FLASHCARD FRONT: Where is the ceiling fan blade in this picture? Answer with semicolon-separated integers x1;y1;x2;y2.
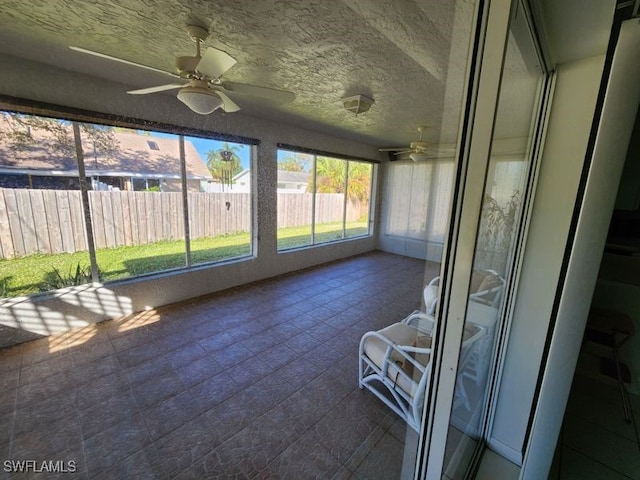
127;83;186;95
221;81;296;104
69;46;179;78
379;147;407;152
393;150;413;155
196;47;237;79
216;90;241;113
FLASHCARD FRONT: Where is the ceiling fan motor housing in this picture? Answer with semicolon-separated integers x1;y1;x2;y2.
175;56;200;75
410;141;429;151
186;24;209;43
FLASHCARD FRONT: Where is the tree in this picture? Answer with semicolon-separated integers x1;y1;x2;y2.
278;152;311;172
206;142;244;185
345;162;372;202
313;157;371;202
0;112;119;161
81;123;120;162
476;191;520;275
315;157;346;194
1;112;74;157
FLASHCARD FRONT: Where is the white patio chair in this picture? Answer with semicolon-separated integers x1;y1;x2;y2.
424;269;505;316
358;307;485;431
468;269;504;307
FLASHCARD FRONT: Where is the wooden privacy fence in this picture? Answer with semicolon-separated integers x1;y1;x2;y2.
0;188;367;259
276;192;364;228
0;189;250;259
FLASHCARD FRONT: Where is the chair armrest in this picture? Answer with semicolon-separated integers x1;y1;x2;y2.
469;292;493;305
403;310;435;335
361;330;432;375
397;343;432;374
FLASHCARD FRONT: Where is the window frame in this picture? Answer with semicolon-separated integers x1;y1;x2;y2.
0;97;259;296
276;145;376;252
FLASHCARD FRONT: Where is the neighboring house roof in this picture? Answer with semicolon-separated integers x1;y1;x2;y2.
277;170;310;184
230;170;310;186
232;169;251;182
0;120;212;180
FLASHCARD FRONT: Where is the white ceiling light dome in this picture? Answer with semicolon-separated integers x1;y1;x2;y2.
177;81;224;115
342;94;374;115
409;152;428;162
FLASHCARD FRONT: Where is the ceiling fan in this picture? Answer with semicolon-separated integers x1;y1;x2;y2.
379;126;455;161
69;25;296;115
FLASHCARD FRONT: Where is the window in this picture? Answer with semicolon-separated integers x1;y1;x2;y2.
0;110;255;297
276;148;373;251
186;137;252;265
0;112;91;297
131;178;161;191
384;160;455;244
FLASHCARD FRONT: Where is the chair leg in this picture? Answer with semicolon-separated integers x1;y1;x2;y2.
622;387;640;452
612;346;640;451
612;346;632;423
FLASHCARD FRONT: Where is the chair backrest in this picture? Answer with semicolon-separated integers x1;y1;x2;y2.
423;270;504;315
411;321;484;419
469;269;504;307
423;279;439;315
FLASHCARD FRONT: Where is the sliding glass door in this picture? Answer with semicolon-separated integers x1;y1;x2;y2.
419;0;550;477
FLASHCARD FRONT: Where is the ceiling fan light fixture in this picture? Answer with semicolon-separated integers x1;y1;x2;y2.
177;85;224;114
342;94;374;116
409;152;428;162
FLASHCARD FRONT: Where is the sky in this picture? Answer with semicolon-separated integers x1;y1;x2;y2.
148;131;251;170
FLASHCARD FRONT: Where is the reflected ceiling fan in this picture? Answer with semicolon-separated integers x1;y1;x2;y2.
69;25;296;115
379;126;455;161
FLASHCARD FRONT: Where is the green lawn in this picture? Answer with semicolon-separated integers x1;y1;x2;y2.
0;222;369;298
276;222;369;250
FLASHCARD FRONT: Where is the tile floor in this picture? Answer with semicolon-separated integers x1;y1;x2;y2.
0;251;440;479
552;352;640;479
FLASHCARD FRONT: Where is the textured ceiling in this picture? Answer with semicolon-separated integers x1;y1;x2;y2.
0;0;477;148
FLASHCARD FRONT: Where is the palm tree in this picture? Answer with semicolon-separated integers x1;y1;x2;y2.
345;162;372;202
315;157;346;194
314;157;371;202
206;142;244;186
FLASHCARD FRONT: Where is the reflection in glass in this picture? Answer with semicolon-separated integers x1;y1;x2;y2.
347;0;478;475
442;21;546;477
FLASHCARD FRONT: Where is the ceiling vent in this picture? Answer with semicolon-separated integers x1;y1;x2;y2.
342;94;374;116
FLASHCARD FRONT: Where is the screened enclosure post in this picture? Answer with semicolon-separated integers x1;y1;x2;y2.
72;122;100;284
179;135;192;268
311;154;317;244
342;161;349;239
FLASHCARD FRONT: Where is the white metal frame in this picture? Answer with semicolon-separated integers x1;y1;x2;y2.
417;0;516;478
521;17;640;479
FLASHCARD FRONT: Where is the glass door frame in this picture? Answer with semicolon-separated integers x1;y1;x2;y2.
413;0;551;477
